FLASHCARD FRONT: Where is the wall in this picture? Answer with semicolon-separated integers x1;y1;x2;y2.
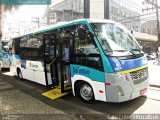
90;0;104;19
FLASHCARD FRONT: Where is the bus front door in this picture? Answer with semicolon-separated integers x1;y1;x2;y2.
44;31;72;93
44;34;59;87
58;32;73;93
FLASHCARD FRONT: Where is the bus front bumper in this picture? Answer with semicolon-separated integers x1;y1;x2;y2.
106;82;149;103
105;72;149;103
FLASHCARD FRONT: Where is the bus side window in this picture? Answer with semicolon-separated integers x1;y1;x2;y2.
19;34;44;61
74;25;103;70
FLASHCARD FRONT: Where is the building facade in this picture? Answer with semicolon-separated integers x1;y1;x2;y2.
49;0;141;32
48;0;158;53
141;20;157;35
49;0;84;24
109;0;141;32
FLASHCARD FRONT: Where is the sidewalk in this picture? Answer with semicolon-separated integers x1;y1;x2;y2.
148;60;160;88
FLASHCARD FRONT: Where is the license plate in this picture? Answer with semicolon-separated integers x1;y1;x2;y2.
140;88;147;95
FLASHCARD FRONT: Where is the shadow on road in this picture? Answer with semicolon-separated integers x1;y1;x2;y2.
0;73;147;116
62;93;147;115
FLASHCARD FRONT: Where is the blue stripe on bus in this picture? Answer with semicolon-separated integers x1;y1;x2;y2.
9;55;21;61
70;64;105;83
108;56;148;72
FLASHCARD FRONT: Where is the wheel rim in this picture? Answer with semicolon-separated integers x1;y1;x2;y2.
80;84;93;101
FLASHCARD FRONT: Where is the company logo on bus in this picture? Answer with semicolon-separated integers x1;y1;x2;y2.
29;62;39;68
73;67;90;75
114;62;122;71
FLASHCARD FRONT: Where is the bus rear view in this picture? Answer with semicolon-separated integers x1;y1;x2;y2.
90;20;148;102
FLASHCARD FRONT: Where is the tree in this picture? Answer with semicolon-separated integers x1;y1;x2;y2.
0;4;20;40
4;5;20;12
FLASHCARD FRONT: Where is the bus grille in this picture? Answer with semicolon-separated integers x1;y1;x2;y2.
130;68;148;85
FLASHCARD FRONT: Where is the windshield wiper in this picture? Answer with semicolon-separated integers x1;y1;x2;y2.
129;50;137;57
130;49;141;52
106;50;128;53
129;49;142;56
106;49;138;57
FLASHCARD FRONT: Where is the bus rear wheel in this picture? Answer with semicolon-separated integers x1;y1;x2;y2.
17;69;23;80
76;82;95;103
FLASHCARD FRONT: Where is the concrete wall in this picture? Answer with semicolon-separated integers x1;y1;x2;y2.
51;0;65;6
134;32;158;42
90;0;104;19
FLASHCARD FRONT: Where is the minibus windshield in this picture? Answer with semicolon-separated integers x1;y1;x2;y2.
91;23;142;56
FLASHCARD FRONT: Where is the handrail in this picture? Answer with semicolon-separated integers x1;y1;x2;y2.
49;58;56;67
48;58;56;73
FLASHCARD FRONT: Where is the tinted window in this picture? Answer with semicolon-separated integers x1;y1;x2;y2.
74;24;103;70
19;34;44;61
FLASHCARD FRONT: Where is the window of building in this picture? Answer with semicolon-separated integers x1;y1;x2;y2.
49;0;84;24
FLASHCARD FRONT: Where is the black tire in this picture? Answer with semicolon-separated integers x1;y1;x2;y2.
17;69;23;80
76;82;95;103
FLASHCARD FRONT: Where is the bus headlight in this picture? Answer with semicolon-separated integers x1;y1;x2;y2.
117;74;129;81
110;73;129;81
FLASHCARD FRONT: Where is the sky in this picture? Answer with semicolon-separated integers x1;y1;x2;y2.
5;0;55;22
5;5;47;22
3;5;47;33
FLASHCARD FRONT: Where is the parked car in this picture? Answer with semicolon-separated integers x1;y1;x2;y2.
145;53;157;60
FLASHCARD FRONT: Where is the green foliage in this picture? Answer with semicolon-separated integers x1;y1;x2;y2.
2;0;20;12
4;5;20;12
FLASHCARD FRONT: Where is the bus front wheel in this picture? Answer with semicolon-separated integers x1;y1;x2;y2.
76;82;95;103
17;69;23;80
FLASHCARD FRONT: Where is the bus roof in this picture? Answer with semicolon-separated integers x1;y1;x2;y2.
12;19;116;39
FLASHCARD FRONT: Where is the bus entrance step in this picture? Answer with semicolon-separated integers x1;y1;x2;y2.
42;86;69;100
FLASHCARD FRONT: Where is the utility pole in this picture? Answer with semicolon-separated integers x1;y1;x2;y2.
142;0;160;47
47;5;50;25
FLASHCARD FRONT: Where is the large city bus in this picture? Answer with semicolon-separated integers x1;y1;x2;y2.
0;39;10;70
10;19;148;103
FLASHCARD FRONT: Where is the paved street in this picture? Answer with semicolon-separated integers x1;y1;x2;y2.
0;63;160;120
148;60;160;87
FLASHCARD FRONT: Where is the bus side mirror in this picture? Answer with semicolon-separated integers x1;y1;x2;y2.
87;31;94;38
77;27;94;40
